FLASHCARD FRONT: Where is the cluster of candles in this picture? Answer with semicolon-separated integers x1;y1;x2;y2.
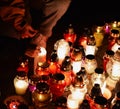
4;21;120;109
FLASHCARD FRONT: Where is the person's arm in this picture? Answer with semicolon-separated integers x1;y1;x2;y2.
0;0;37;38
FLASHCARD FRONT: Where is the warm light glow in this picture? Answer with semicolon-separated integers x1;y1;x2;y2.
57;46;67;60
102;87;112;100
111;43;120;52
85;45;96;55
14;80;28;95
67;94;80;109
34;47;47;73
112;21;117;28
21;62;25;68
112;61;120;77
38;47;47;56
103;23;111;34
93;75;106;89
54;39;70;64
72;60;82;74
94;32;104;47
105;77;118;91
69;84;87;106
84;57;97;75
9;101;20;109
49;62;59;74
96;26;103;33
71;88;86;100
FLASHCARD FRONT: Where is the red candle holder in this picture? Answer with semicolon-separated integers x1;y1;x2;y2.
103;50;114;72
63;24;77;44
60;56;74;87
78;36;88;49
35;62;50;76
16;58;29;74
50;73;66;101
48;61;60;74
64;33;77;44
61;70;74;87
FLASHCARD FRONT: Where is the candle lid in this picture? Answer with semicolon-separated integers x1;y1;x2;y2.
94;96;108;105
50;50;58;62
73;75;84;88
66;24;74;34
77;67;86;76
36;82;49;93
40;75;50;81
106;50;114;56
117;92;120;98
80;99;90;109
71;45;84;61
111;29;119;34
53;73;65;81
73;45;83;52
87;35;96;45
86;54;95;60
29;75;41;83
17;71;27;77
55;96;67;107
95;68;103;74
90;84;102;99
61;56;72;71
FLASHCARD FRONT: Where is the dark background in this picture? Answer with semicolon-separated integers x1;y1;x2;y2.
54;0;120;35
0;1;119;34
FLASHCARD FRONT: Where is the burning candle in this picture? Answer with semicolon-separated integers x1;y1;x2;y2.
108;48;120;80
84;55;97;75
34;47;47;73
111;61;120;77
70;75;87;105
71;45;84;74
9;101;20;109
35;62;50;76
50;73;66;101
32;82;52;108
78;27;91;49
67;94;80;109
111;37;120;52
60;56;73;87
111;21;118;29
72;60;82;74
63;24;77;44
102;88;112;100
54;39;70;65
4;95;28;109
85;35;96;55
92;68;106;89
93;26;104;47
14;71;29;95
16;57;29;74
48;50;60;74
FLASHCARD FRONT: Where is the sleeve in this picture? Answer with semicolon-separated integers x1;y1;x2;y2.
0;0;28;31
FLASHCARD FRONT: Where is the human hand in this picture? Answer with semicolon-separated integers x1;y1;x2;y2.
20;24;37;39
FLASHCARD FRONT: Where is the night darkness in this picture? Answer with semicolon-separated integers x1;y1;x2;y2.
56;0;120;34
61;0;120;24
